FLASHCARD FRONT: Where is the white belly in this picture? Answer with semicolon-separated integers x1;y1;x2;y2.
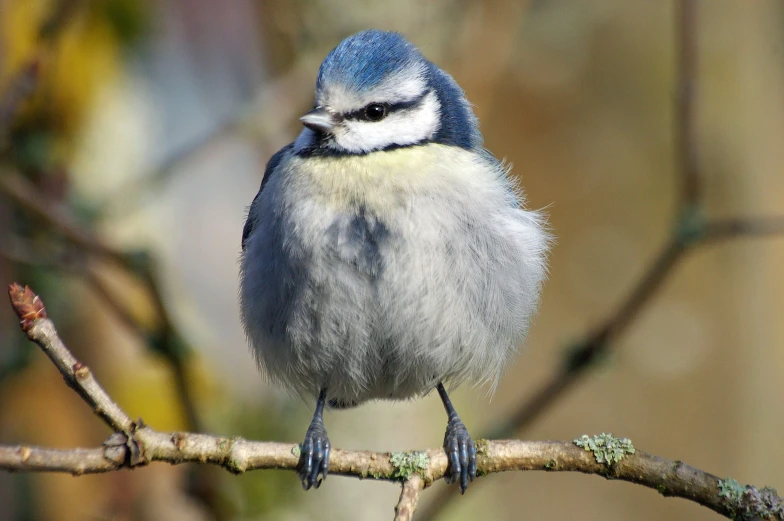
239;144;548;406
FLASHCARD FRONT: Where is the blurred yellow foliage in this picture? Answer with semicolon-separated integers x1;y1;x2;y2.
1;0;122;157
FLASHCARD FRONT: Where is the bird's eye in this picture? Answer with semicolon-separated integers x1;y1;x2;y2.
363;103;387;122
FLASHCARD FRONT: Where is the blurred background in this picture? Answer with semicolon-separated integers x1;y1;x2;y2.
1;0;783;520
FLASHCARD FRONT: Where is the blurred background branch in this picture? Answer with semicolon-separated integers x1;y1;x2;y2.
5;283;784;521
0;0;78;140
1;1;783;520
0;168;201;431
417;1;784;518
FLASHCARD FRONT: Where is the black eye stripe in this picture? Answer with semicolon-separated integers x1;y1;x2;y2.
343;89;431;121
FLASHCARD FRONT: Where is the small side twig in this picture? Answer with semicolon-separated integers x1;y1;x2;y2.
394;475;424;521
416;3;784;518
0;171;127;266
704;217;784;242
676;0;700;207
0;170;201;432
485;212;784;442
7;284;134;433
3;284;784;521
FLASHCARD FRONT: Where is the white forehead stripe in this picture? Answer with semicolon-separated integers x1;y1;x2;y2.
318;63;429;113
330;91;441;153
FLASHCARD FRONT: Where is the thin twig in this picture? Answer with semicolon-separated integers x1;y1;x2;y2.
7;284;134;433
676;0;700;207
487;0;703;444
486;215;784;438
394;475;424;521
418;215;784;521
0;236;151;340
0;171;128;266
0;170;202;432
4;284;784;521
704;217;784;242
489;239;687;440
416;3;784;518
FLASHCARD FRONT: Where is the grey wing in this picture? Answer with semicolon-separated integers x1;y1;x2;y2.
241;144;293;251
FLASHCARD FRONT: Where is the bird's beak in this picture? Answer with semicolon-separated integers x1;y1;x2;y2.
300;108;336;134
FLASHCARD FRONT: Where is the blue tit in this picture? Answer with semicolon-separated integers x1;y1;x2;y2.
239;29;550;493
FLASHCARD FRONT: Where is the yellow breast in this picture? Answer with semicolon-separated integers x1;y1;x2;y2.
285;144;493;214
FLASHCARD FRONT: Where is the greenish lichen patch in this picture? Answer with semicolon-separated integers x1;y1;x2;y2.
719;478;746;504
573;433;635;466
718;478;784;520
390;451;429;480
218;437;239;454
227;458;244;474
291;445;301;458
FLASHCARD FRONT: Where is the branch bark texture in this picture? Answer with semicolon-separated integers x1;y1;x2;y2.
3;284;783;520
395;475;424;521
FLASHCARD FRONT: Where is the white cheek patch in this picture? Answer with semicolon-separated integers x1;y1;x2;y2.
332;92;441;153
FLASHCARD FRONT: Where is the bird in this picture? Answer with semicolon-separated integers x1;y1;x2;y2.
239;29;550;494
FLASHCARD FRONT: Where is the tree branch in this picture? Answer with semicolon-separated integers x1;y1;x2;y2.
704;216;784;242
3;284;784;520
7;284;134;433
676;0;700;207
419;214;784;521
395;475;424;521
465;0;708;452
416;8;784;520
0;169;202;433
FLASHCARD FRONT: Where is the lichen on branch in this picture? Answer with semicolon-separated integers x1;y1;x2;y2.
3;284;784;521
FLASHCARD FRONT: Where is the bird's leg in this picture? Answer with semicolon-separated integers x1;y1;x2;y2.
298;388;331;490
436;382;476;494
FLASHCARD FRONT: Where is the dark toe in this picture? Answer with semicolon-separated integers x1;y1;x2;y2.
443;418;476;494
298;425;330;490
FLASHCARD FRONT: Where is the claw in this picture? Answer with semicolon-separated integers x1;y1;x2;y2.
459;435;469;492
297;389;330;490
436;382;477;494
468;440;477;482
443;417;476;494
298;420;330;489
320;443;331;482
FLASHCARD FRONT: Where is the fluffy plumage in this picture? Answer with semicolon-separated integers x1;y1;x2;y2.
239;30;550;408
241;144;549;406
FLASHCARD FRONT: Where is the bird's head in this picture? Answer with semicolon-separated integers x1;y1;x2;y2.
294;30;482;156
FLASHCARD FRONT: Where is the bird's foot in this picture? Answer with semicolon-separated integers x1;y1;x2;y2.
298;418;331;490
443;416;477;494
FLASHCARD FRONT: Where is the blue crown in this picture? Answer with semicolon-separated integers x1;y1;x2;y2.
316;30;422;94
316;30;482;151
